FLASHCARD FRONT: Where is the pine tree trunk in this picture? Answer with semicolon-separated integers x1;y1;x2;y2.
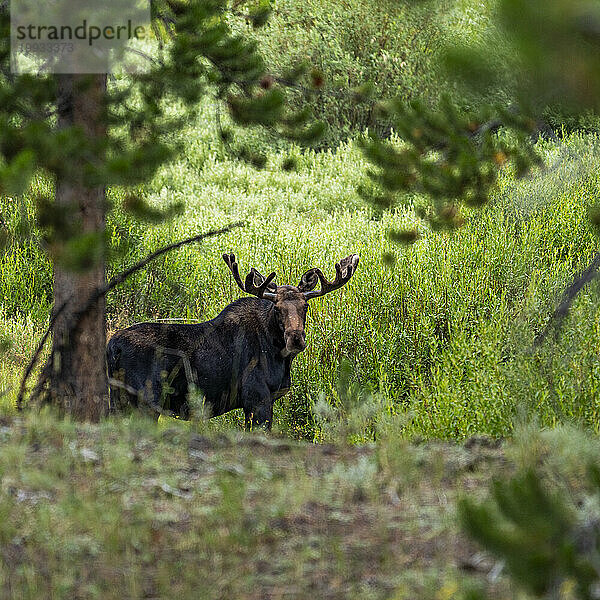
50;74;108;421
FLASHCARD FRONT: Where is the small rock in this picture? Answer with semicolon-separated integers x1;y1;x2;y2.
220;463;245;476
80;448;100;463
13;489;52;505
458;552;490;573
159;482;192;499
189;449;210;462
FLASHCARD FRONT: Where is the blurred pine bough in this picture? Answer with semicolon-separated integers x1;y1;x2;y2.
460;426;600;600
235;0;600;151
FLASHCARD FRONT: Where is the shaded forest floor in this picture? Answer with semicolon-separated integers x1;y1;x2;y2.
0;413;516;599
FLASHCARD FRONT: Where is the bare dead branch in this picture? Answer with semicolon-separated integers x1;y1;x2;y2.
107;377;180;419
85;221;243;317
108;344;204;420
157;345;197;387
16;300;68;411
533;251;600;348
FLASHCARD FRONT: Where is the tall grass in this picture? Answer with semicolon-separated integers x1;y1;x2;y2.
2;110;600;440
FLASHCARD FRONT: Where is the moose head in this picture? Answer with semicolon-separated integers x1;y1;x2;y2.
223;253;360;357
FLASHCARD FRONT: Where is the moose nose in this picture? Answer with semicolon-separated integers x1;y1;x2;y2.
285;330;306;353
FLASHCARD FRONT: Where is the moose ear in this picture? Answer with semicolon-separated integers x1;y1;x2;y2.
298;268;319;292
250;268;278;293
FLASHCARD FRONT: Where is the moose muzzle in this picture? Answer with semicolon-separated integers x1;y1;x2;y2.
284;329;306;355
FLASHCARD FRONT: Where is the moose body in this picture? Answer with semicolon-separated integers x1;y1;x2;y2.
106;253;359;429
107;298;293;424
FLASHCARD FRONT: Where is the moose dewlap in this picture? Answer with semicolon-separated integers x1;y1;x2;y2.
106;253;359;429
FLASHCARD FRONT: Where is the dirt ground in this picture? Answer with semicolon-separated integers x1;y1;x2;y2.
0;416;514;599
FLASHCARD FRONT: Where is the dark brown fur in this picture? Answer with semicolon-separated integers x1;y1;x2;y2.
106;253;359;429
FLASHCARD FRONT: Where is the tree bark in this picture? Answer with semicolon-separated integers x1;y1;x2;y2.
50;74;108;421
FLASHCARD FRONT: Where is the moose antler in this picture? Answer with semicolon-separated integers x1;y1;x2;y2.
301;254;359;299
223;253;278;300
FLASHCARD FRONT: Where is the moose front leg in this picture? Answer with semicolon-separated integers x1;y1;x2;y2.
242;384;273;431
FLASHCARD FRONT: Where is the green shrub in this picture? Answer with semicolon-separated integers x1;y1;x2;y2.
233;0;453;147
543;106;600;136
3;107;600;442
460;427;600;599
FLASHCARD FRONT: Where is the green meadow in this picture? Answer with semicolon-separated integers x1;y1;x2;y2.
2;111;600;441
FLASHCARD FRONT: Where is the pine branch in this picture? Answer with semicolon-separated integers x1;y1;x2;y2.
123;47;165;68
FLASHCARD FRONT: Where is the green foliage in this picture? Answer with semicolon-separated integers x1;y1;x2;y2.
456;425;600;599
3;123;600;441
0;151;37;196
543;107;600;137
441;0;600;116
0;0;320;273
235;0;452;147
361;0;600;235
312;359;384;444
460;470;580;597
122;192;185;224
361;98;542;229
497;0;600;112
460;452;600;600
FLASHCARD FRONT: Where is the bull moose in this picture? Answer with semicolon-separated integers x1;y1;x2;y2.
106;253;359;429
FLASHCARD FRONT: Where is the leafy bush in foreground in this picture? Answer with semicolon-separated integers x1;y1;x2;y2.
460;427;600;599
